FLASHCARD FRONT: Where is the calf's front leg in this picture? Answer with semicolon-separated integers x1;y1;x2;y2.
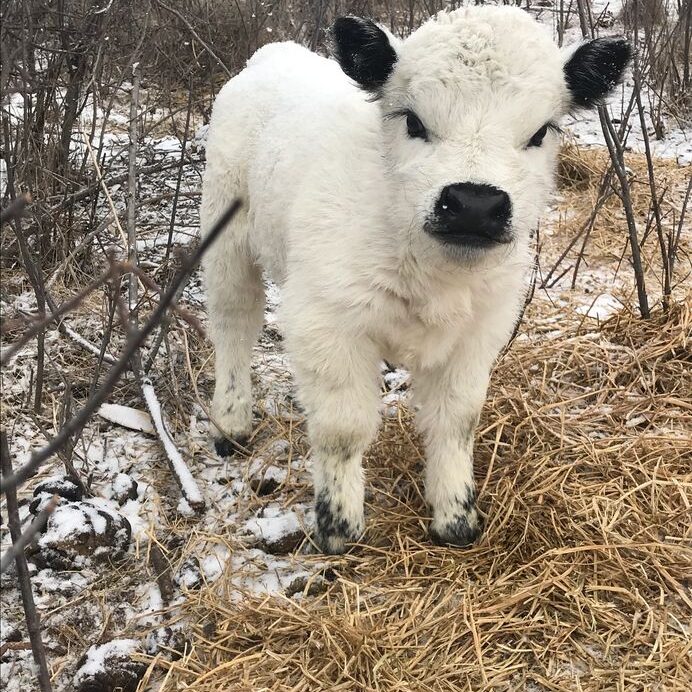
414;348;495;546
289;331;381;554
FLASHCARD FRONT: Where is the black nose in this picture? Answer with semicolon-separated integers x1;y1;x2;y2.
434;183;512;245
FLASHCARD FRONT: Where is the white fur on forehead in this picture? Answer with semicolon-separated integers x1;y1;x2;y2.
391;7;565;105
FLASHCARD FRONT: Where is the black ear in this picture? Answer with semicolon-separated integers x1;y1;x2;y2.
329;17;398;92
564;38;631;108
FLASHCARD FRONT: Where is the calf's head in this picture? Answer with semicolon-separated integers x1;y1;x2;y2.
330;7;630;265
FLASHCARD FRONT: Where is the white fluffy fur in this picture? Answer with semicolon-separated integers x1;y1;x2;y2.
201;7;600;552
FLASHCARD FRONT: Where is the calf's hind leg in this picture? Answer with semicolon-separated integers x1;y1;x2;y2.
204;223;265;456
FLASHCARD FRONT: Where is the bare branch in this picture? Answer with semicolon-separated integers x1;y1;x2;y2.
154;0;233;78
0;432;53;692
0;200;242;494
0;498;57;575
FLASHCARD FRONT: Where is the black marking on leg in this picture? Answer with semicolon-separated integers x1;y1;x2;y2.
314;492;360;554
453;487;476;515
430;487;481;548
224;374;237;394
214;434;249;458
430;512;482;547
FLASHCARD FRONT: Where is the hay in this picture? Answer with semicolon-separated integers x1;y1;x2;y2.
146;289;691;690
132;143;692;691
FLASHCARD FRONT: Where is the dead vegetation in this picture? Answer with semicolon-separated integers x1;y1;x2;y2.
127;147;692;691
1;1;691;690
146;290;692;692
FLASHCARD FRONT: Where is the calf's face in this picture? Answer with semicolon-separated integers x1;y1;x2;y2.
331;8;630;265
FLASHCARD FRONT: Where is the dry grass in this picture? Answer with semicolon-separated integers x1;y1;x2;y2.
145;295;691;691
136;148;692;691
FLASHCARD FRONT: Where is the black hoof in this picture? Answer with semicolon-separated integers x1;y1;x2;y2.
213;435;248;458
429;514;483;547
310;531;361;555
314;493;363;554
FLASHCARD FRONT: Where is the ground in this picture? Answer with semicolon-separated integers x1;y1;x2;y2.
1;6;691;691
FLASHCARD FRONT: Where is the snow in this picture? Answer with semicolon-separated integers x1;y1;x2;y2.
113;472;136;496
135;229;196;251
38;504;93;546
248;457;288;485
1;7;689;689
576;293;624;320
134;583;164;626
244;510;301;543
74;638;140;684
176;497;195;516
564;94;692;166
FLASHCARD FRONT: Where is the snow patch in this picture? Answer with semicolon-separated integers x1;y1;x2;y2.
576;293;623;320
74;638;140;684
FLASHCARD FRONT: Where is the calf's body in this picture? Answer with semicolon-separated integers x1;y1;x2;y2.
202;7;629;552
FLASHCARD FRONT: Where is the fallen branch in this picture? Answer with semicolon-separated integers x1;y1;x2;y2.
0;432;53;692
63;325;117;364
0;200;241;494
142;378;205;511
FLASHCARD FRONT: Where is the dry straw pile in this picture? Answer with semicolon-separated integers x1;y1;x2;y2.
152;303;691;691
144;147;691;691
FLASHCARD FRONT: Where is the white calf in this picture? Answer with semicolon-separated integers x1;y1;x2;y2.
201;7;629;553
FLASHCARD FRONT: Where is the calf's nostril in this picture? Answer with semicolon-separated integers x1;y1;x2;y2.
440;188;463;216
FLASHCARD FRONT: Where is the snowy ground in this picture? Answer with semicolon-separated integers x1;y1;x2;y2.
1;4;690;690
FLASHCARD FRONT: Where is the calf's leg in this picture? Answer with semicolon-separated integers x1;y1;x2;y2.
288;326;381;553
203;206;265;456
414;349;493;546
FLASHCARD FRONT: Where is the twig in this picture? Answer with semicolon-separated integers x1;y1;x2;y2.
540;168;614;289
0;261;124;366
45;213;114;291
63;325;117;364
0;432;53;692
8;208;47;413
575;0;650;318
82;132;128;248
131;264;206;337
0;200;242;494
154;0;233;78
598;107;650;318
141;378;205;511
632;16;670;309
49;160;180;215
127;62;142;322
124;63;204;511
143;79;196;374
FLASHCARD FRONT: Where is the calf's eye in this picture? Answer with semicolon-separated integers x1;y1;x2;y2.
527;124;549;148
406;111;427;140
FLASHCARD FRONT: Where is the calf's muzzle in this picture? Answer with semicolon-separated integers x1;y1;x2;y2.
432;182;512;247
